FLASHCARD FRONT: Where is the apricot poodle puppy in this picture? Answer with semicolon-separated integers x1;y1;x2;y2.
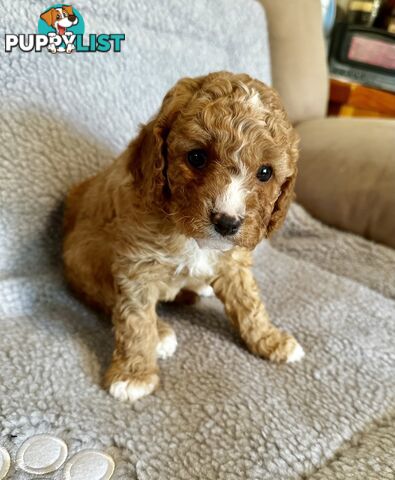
63;71;304;403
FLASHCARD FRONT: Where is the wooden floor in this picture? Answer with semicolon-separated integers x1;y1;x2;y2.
328;78;395;118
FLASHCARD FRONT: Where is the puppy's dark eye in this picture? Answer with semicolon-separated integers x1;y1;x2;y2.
187;149;208;169
257;165;272;182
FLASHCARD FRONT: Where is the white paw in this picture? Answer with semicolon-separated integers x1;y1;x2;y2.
66;43;75;54
156;331;177;359
286;343;305;363
109;375;158;402
196;285;214;297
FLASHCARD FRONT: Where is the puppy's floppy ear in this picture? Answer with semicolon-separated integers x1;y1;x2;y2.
267;162;297;236
266;127;299;236
63;5;74;16
248;77;299;236
40;8;55;26
129;76;204;206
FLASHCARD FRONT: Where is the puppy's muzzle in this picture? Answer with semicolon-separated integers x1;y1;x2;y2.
211;212;242;237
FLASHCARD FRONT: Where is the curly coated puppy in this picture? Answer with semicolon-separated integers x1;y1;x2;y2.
63;71;304;403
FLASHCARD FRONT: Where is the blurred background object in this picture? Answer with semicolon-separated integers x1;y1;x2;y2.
346;0;382;26
328;76;395;116
328;0;395;114
321;0;337;36
374;0;395;30
329;23;395;94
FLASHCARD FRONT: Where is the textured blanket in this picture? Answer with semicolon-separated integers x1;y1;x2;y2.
1;1;395;479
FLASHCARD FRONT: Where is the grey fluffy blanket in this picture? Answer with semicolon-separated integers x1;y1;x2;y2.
1;1;395;479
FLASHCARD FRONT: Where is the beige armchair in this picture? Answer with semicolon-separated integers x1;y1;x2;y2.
260;0;395;249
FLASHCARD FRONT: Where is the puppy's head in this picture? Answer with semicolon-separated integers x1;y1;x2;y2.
130;71;298;250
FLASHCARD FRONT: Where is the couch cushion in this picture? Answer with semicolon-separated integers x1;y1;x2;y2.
1;205;395;479
0;0;271;276
295;117;395;249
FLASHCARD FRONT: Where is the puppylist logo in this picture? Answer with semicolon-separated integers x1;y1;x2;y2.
5;4;125;54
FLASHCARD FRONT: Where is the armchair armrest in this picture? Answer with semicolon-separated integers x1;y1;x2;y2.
295;117;395;249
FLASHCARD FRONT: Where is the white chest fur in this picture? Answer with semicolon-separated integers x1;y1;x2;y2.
175;239;220;278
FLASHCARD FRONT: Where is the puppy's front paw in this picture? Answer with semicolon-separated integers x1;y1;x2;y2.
268;334;304;363
253;331;304;363
285;342;305;363
108;374;159;402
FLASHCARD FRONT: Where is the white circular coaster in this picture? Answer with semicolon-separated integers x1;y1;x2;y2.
64;449;115;480
0;446;11;480
16;434;68;475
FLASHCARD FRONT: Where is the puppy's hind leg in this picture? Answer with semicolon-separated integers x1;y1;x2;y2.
156;319;177;360
170;285;214;305
171;289;199;305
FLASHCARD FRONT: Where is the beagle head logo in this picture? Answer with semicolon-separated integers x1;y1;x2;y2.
40;5;79;36
38;3;84;53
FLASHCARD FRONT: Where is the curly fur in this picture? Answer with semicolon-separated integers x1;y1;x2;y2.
63;71;302;402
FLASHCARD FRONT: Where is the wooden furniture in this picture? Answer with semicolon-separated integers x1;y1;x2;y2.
328;77;395;117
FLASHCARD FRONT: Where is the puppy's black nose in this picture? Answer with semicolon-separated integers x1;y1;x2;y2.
68;14;77;22
211;213;242;236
